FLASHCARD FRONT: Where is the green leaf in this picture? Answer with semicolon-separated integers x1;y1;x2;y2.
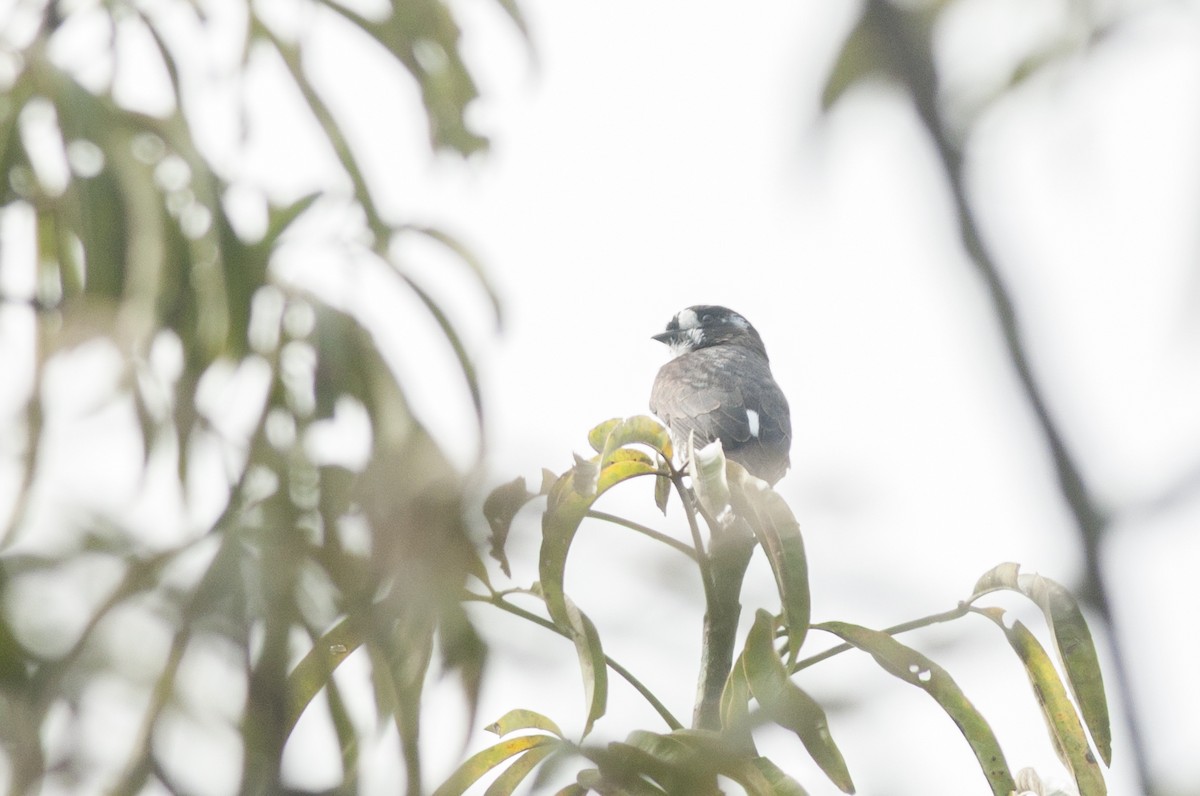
690;440;732;521
539;455;658;735
820;7;893;110
482;476;538;577
972;563;1111;765
607;732;720;795
587;418;622;454
742;611;853;793
486;709;564;739
815;620;1015;795
598;415;674;465
284;616;363;740
654;460;672;514
432;735;559;796
727;464;810;664
743;756;811;796
262;191;320;248
719;653;754;749
482;741;558;796
977;608;1106;795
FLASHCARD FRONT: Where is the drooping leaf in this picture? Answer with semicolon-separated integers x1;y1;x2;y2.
821;6;893;111
971;563;1111;765
815;620;1015;795
744;756;811;796
741;611;854;793
482;476;538;577
977;608;1106;795
728;464;810;664
539;455;659;735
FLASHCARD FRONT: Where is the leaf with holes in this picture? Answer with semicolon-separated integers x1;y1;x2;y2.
816;620;1015;796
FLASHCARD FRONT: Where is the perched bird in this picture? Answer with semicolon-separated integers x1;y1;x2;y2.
650;305;792;485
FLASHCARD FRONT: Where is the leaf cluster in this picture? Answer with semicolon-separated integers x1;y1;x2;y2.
0;0;523;792
443;418;1113;796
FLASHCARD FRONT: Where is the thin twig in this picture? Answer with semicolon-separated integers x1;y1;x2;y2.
463;591;684;731
793;601;972;673
586;510;697;561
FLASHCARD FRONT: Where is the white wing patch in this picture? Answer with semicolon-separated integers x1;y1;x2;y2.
746;408;760;438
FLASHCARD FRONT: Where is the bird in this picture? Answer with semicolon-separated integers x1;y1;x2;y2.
650;305;792;486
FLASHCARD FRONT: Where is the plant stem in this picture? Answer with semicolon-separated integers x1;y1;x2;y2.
794;602;972;673
692;522;755;730
586;510;697;561
464;591;684;731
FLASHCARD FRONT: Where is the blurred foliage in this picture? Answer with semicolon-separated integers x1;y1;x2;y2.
0;0;521;792
0;0;1132;793
450;418;1111;795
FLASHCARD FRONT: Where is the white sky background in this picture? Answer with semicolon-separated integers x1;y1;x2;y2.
3;0;1200;793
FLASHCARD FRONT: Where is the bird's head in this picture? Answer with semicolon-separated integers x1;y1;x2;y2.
652;305;769;360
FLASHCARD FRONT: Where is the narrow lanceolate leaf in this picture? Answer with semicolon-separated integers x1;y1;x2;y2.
485;709;565;739
977;608;1106;796
972;563;1111;765
820;6;894;111
719;653;754;749
539;456;659;735
727;465;810;663
431;735;559;796
482;742;559;796
690;440;732;521
283;616;361;740
482;476;538;577
742;611;854;794
815;621;1015;796
654;459;672;514
744;756;811;796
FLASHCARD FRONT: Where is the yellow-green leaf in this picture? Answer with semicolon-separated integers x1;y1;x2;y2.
971;563;1111;765
432;735;559;796
816;620;1014;795
539;455;658;734
485;709;564;739
978;608;1106;795
284;617;362;741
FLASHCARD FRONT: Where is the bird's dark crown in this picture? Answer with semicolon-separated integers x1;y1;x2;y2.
653;305;769;359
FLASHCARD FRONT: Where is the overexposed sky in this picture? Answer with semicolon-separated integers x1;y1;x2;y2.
4;0;1200;793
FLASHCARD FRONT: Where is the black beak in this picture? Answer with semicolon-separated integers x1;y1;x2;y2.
651;330;677;344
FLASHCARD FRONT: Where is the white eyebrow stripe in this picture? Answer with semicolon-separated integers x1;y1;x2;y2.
746;408;760;438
